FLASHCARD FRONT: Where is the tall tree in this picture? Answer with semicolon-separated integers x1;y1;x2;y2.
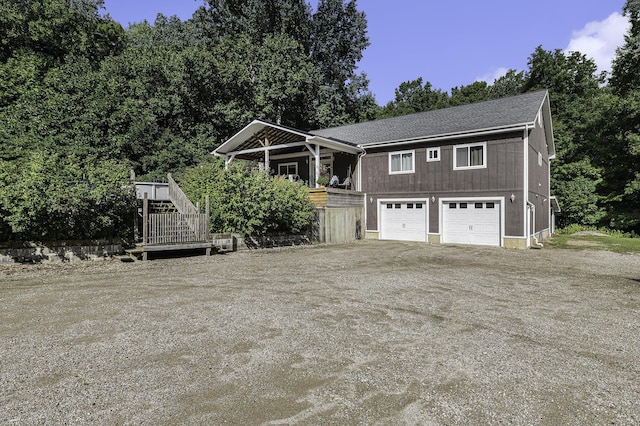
523;46;608;227
198;0;311;47
488;69;526;99
377;77;448;118
602;0;640;231
449;81;491;106
610;0;640;96
0;0;124;64
309;0;373;128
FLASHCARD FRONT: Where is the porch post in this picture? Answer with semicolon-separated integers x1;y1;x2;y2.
264;128;270;172
225;154;236;169
314;144;320;188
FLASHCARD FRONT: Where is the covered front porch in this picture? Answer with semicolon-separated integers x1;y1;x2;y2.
212;120;364;190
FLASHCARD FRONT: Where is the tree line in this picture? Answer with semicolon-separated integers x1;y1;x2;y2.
0;0;638;241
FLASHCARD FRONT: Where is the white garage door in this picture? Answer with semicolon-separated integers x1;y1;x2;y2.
442;201;500;246
380;201;426;242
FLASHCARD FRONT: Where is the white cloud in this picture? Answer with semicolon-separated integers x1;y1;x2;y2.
475;67;509;84
565;12;630;74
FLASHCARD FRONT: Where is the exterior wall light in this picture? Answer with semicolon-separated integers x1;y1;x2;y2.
431;196;436;203
510;194;515;202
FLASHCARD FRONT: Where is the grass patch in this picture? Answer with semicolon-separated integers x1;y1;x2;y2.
547;233;640;254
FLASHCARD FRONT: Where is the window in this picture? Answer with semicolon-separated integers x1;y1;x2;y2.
395;204;401;209
427;147;440;162
449;203;456;209
278;162;298;176
460;203;467;209
407;203;414;209
486;203;495;209
389;150;415;174
453;142;486;170
416;203;423;209
387;203;393;209
475;203;483;209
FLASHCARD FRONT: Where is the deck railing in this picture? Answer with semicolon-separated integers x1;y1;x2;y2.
146;213;209;245
168;173;198;215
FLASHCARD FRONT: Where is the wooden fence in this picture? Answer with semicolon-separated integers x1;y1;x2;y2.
145;213;209;245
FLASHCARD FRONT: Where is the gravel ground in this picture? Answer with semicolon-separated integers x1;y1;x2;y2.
1;240;639;425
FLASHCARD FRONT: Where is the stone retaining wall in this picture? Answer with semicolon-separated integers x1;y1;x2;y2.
0;241;123;264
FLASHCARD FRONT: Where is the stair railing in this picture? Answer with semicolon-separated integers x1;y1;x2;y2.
167;173;199;215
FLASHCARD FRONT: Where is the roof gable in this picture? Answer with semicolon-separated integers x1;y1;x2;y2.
212;119;362;160
311;90;551;146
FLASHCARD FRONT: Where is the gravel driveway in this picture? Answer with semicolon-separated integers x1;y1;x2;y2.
1;241;639;425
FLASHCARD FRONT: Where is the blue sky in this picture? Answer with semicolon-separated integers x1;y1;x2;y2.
102;0;629;105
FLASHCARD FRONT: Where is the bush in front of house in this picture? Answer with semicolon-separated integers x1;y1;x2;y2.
0;152;136;241
179;159;316;237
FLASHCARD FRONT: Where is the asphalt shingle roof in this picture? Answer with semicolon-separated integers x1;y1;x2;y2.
310;90;548;146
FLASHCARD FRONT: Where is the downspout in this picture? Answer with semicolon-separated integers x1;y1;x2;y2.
356;150;367;192
523;124;530;248
528;200;543;248
357;149;367;237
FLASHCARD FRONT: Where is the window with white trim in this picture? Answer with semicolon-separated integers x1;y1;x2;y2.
278;162;298;176
389;150;415;174
427;147;440;162
453;142;486;170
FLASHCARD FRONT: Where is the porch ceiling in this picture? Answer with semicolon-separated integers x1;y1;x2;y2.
212;119;362;161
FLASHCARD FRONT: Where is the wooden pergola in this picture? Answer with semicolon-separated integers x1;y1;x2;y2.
212;120;363;188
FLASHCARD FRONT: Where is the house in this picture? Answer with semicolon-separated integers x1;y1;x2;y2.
213;90;558;249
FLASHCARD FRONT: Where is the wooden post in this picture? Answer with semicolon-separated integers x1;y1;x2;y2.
264;128;270;172
142;192;149;261
143;192;149;244
205;195;210;240
314;144;320;188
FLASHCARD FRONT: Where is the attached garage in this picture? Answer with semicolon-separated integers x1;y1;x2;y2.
379;200;427;242
441;200;502;246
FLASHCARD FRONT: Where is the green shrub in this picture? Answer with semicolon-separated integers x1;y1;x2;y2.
179;160;316;237
0;153;136;241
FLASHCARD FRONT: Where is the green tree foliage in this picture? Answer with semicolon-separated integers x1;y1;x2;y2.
601;0;640;231
0;0;124;64
178;160;316;236
449;81;492;106
0;153;135;241
488;69;526;99
610;0;640;96
309;0;374;127
551;160;605;228
377;77;448;118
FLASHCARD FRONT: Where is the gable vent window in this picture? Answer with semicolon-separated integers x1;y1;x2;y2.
427;147;440;162
454;142;486;170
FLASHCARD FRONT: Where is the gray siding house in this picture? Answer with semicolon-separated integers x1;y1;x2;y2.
213;90;558;249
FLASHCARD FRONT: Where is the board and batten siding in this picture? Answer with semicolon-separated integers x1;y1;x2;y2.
361;132;526;237
527;115;551;236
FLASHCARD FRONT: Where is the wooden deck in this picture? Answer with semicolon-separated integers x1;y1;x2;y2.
136;175;213;260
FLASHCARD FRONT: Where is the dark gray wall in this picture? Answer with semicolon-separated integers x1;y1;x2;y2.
527;117;551;234
361;132;526;236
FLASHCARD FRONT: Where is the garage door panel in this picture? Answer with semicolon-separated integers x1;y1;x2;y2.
380;202;426;242
442;201;500;246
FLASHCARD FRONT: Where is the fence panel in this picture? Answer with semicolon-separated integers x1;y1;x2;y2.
147;213;209;245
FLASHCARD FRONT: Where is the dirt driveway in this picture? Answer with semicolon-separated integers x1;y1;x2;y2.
1;241;639;425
